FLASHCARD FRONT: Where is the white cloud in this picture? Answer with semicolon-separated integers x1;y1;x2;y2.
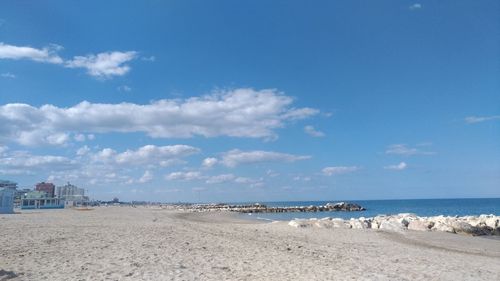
234;176;264;187
0;150;77;175
74;134;86;142
76;145;91;156
165;171;203;181
49;144;195;186
293;175;311;181
266;169;279;177
1;72;16;79
322;166;359;176
0;42;137;79
65;51;137;79
465;115;500;124
40;144;197;185
141;56;156;62
45;133;70;145
219;149;311;168
0;145;8;154
281;108;319;120
202;157;218;168
164;170;264;187
409;3;422;10
118;85;132;92
304;125;325;137
92;145;199;165
138;170;153;183
385;144;434;156
0;42;63;64
205;174;235;184
384;162;407;171
0;88;318;146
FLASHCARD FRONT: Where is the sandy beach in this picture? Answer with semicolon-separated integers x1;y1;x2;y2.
1;207;499;281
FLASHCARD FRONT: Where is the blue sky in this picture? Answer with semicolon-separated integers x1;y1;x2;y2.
0;1;499;202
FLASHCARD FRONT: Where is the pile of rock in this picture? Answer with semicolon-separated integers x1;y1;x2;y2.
288;213;500;236
179;202;366;213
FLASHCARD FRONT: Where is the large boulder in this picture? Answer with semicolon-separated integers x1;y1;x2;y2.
484;217;499;229
431;221;455;233
451;221;489;236
349;218;371;229
408;220;433;231
289;219;313;228
379;219;406;232
331;218;352;229
314;219;334;228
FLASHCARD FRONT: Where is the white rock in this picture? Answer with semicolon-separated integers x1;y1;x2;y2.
379;220;406;232
431;221;455;233
408;220;433;231
288;220;313;228
349;219;371;229
484;217;499;229
314;220;334;228
331;218;351;229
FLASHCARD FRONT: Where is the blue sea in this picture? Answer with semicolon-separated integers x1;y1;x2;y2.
240;198;500;221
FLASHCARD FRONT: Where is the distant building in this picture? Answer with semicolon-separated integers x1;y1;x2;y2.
35;182;55;198
56;182;88;207
0;180;18;190
0;187;15;214
20;192;64;210
14;188;32;202
24;190;50;199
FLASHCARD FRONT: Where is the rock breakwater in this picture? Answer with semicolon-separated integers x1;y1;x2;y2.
179;202;366;213
288;213;500;236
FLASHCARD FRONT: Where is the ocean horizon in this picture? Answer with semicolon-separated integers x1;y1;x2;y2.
234;198;500;221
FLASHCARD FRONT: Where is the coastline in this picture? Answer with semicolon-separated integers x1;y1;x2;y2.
1;207;499;280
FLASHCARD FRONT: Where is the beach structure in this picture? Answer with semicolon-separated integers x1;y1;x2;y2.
0;180;18;190
14;188;32;203
0;187;15;214
56;182;88;207
35;182;55;198
20;190;64;209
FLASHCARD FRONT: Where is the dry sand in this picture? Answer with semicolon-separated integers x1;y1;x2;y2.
1;207;499;281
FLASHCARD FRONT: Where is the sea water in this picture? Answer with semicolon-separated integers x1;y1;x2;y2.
241;198;500;221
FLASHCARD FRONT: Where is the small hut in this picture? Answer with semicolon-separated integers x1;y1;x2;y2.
0;187;15;214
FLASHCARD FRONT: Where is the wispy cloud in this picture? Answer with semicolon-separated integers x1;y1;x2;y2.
0;88;318;146
141;56;156;62
219;149;310;168
137;170;153;183
322;166;359;176
117;85;132;92
0;42;63;64
165;171;203;181
201;157;218;168
0;150;77;176
65;51;137;79
0;42;138;79
385;144;434;156
409;3;422;10
465;115;500;124
44;144;197;186
304;125;325;137
91;145;199;166
1;72;16;79
384;162;407;171
205;174;235;184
